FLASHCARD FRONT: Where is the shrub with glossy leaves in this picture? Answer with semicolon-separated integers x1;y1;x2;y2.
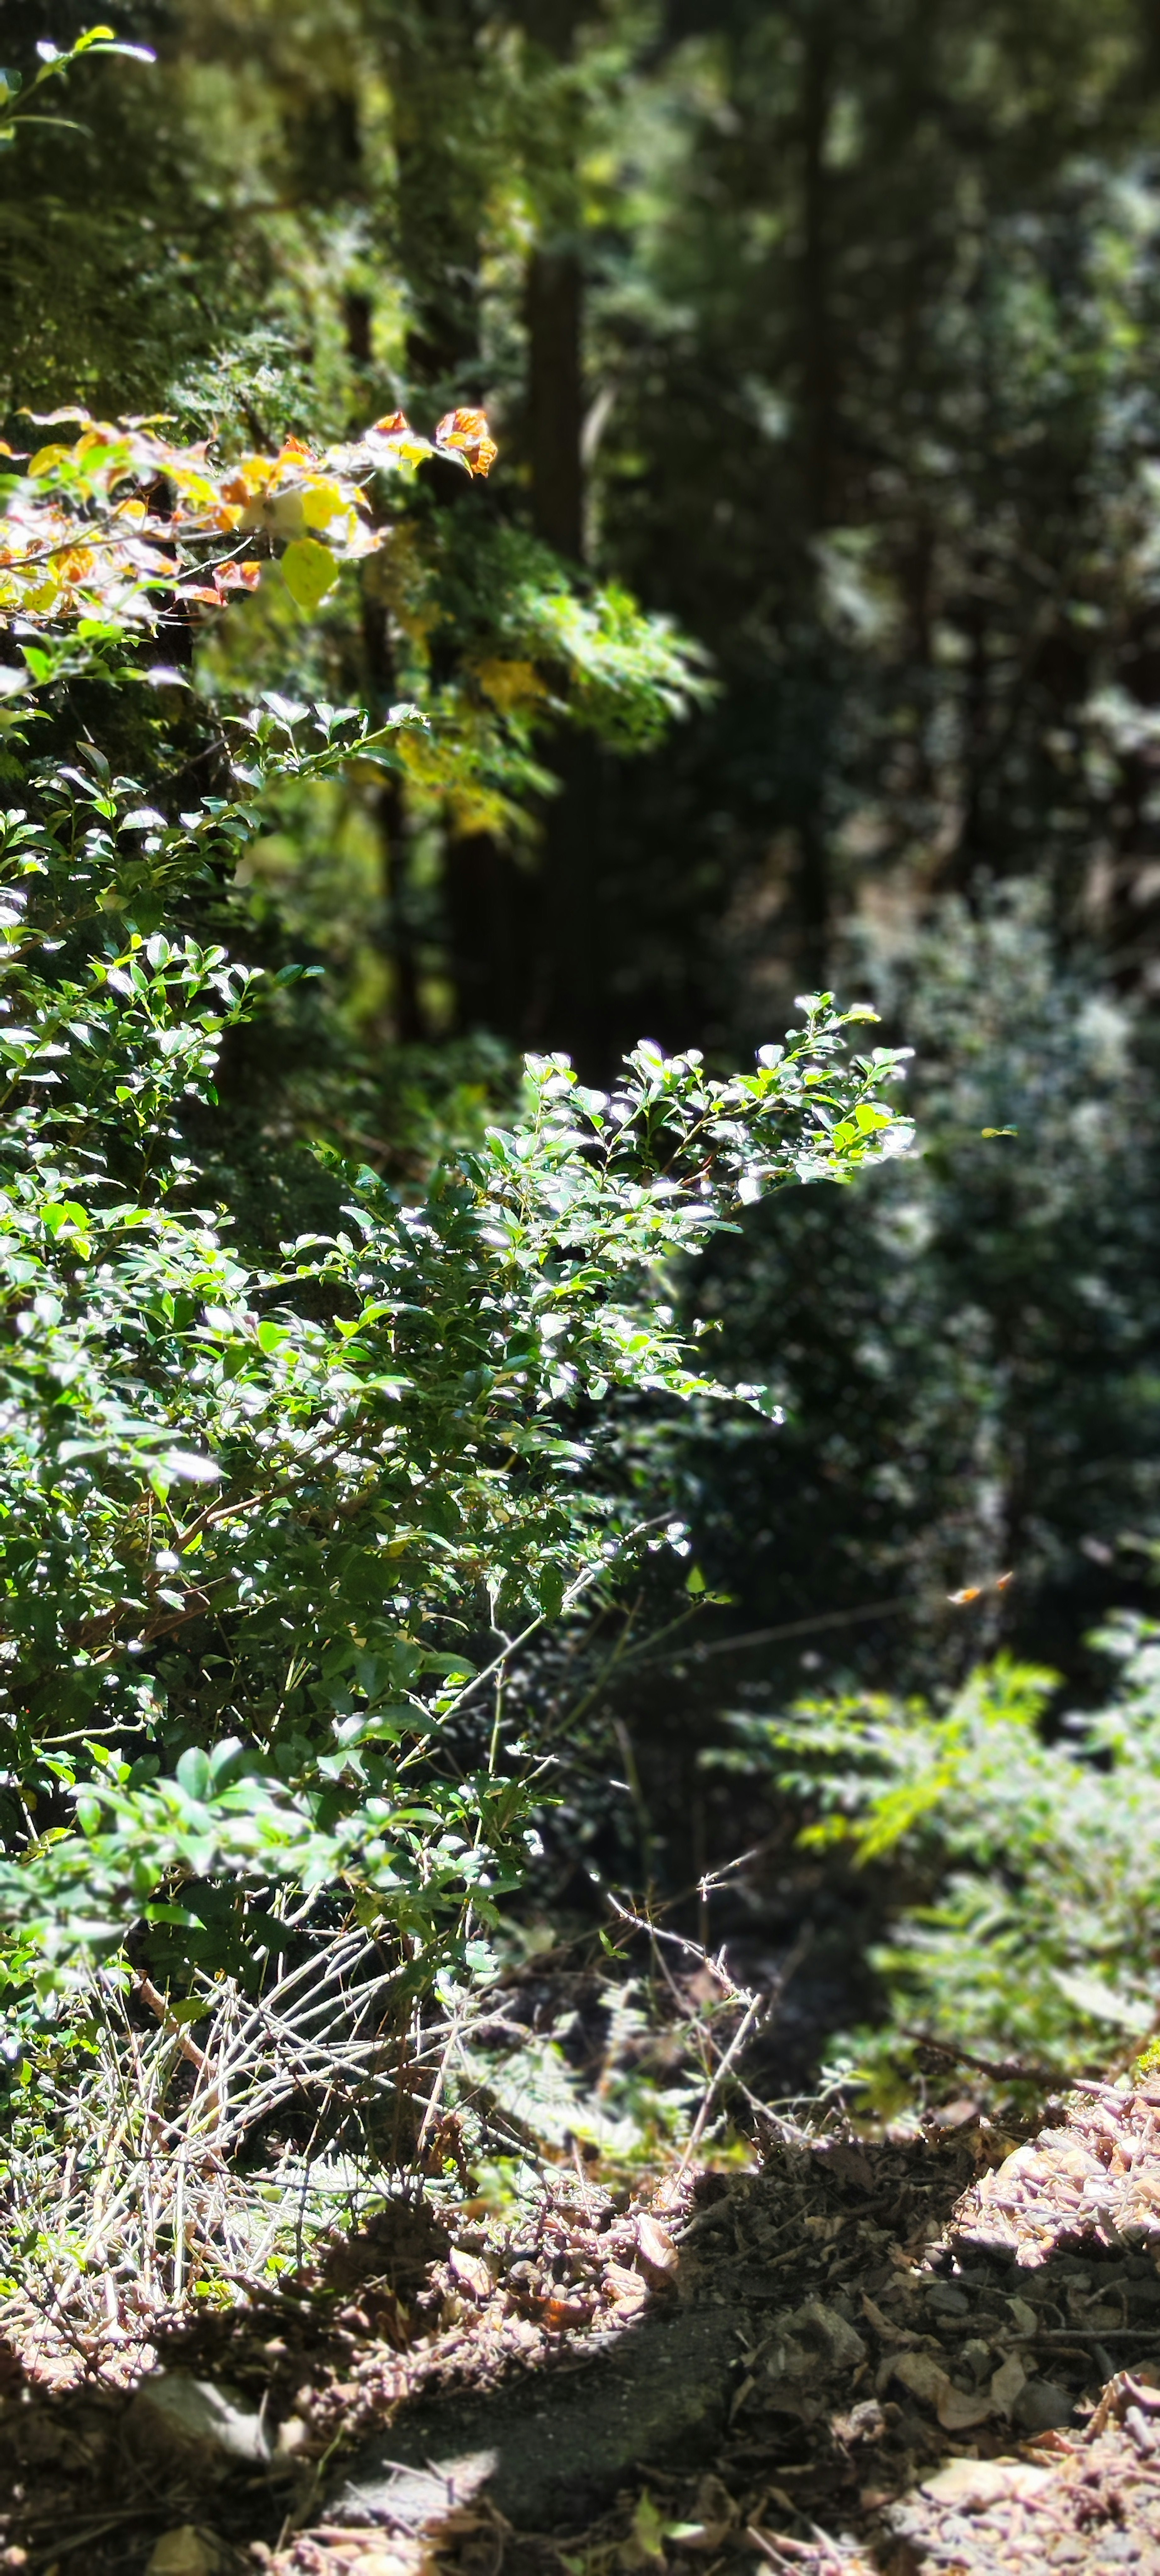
0;689;911;2017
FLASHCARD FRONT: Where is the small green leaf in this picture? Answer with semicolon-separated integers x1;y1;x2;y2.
631;2494;667;2563
176;1748;210;1801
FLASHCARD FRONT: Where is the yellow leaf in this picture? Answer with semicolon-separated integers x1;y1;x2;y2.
473;656;549;717
27;445;71;477
300;479;347;530
280;537;339;614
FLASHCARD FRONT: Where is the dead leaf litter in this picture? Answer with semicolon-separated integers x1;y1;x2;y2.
5;2084;1160;2575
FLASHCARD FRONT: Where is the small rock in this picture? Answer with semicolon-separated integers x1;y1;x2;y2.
1013;2377;1076;2433
127;2372;270;2472
334;2449;498;2534
925;2284;971;2316
788;2300;867;2370
833;2398;886;2444
144;2533;228;2576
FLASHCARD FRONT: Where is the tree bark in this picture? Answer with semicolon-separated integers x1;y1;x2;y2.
361;583;425;1044
797;1;836;987
527;245;584;562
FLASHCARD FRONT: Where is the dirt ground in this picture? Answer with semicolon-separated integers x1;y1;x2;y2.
5;2080;1160;2576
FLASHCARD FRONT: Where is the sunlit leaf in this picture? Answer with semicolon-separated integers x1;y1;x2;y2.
434;408;499;478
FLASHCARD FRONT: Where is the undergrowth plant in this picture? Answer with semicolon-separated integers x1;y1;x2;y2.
0;371;911;2324
710;1619;1160;2105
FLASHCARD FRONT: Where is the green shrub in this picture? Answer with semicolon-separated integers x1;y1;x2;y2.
677;885;1160;1690
0;405;910;2033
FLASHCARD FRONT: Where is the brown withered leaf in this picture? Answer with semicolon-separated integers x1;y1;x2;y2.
448;2250;493;2302
602;2260;648;2316
890;2347;993;2431
636;2212;679;2277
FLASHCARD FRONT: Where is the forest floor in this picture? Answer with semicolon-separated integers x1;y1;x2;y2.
4;2081;1160;2576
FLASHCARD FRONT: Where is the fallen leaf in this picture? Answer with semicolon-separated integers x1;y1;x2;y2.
861;2294;921;2346
448;2248;492;2301
144;2534;228;2576
812;2140;876;2191
603;2260;648;2312
990;2352;1027;2415
891;2351;950;2407
887;2348;991;2430
544;2295;594;2330
938;2385;993;2430
928;2096;980;2130
636;2211;678;2274
786;2300;867;2369
921;2459;1053;2512
631;2490;668;2563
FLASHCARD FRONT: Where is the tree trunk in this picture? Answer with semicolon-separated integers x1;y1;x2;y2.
527;245;584;562
361;582;425;1044
801;6;835;539
797;1;836;987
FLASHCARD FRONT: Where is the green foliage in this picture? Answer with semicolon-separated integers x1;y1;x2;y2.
591;0;1160;1020
674;886;1160;1686
0;661;909;2015
0;23;155;151
711;1620;1160;2090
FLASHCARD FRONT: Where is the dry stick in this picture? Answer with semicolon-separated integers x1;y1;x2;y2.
899;2027;1101;2088
172;2146;187;2303
631;1572;1021;1675
673;1990;767;2184
696;1835;787;1900
746;2532;794;2572
136;1972;218;2087
634;1596;914;1669
674;1928;815;2184
413;1983;499;2167
604;1888;746;1997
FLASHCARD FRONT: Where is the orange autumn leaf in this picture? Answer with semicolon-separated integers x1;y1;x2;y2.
948;1570;1014;1606
435;408;498;478
0;407;497;630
